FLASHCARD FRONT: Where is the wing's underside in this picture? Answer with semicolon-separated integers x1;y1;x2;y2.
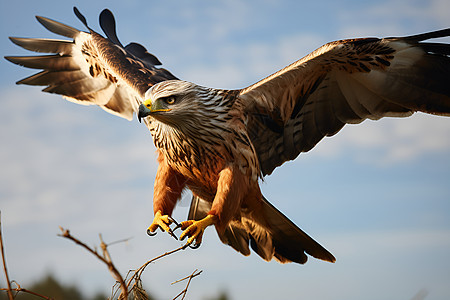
241;29;450;176
5;8;177;121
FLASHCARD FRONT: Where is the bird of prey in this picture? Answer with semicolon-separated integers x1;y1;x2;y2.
5;8;450;264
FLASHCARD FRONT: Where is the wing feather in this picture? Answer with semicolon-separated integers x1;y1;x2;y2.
8;37;73;54
241;29;450;175
5;8;177;121
36;15;80;38
5;55;79;70
16;70;86;86
42;78;112;101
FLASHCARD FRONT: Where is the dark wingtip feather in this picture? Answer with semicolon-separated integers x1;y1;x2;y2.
99;8;123;46
125;42;162;66
404;28;450;41
73;7;90;30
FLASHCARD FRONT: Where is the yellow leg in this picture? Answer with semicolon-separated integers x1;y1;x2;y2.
179;215;217;245
147;211;177;239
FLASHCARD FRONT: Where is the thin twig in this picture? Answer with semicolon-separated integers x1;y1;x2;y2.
59;226;201;299
0;211;14;300
58;227;128;299
126;243;190;291
170;270;203;285
0;286;54;300
171;269;202;300
106;236;133;247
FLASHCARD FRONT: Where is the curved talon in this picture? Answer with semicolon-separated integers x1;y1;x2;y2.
147;211;179;240
172;222;182;232
168;216;181;230
147;228;157;236
181;240;201;250
167;228;178;241
189;242;201;249
179;215;216;246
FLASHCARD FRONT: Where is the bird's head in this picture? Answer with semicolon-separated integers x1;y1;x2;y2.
138;80;232;134
138;80;201;124
138;80;235;147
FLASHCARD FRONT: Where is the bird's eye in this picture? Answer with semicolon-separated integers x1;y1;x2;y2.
165;96;176;105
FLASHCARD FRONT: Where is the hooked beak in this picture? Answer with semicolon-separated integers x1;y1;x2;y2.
137;98;172;123
138;99;152;123
138;105;149;123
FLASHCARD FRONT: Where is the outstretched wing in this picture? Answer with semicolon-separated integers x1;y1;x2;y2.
241;29;450;176
5;8;177;121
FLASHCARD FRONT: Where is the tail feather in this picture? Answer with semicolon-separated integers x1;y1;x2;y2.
188;195;335;264
220;221;251;256
259;196;335;263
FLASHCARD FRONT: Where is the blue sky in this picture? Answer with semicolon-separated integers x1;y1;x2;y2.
1;0;450;299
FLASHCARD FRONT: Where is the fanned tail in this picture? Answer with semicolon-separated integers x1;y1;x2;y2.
188;195;335;264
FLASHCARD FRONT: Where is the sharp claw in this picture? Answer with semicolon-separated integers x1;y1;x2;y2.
172;223;182;232
147;213;182;239
181;240;201;250
167;228;178;241
147;228;157;236
168;216;181;228
189;242;201;249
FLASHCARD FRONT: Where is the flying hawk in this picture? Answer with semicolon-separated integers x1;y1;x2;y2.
5;8;450;264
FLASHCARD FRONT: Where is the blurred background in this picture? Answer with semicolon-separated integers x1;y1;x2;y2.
1;0;449;299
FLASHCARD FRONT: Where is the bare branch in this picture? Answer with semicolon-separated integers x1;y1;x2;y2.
107;236;133;247
0;211;14;300
1;214;202;300
126;243;190;292
58;226;201;299
170;270;203;285
58;227;128;299
1;285;54;300
171;269;202;300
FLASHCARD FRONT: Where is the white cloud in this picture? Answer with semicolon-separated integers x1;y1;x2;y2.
178;31;328;89
338;0;450;37
310;114;450;166
0;88;157;227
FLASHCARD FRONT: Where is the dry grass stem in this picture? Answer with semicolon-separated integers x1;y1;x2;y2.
58;227;129;299
0;211;14;300
1;282;54;300
1;212;54;300
171;269;202;300
126;243;190;292
58;227;201;299
170;270;203;285
3;220;202;300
